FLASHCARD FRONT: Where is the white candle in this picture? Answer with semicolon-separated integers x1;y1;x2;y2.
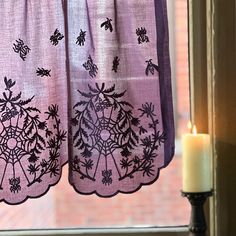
182;125;212;192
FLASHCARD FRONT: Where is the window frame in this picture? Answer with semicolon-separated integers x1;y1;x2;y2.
0;0;211;235
0;227;189;236
207;0;236;235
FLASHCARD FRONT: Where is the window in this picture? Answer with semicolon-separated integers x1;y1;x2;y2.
0;0;194;235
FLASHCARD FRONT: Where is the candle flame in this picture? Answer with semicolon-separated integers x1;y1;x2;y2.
193;125;197;135
187;121;192;131
187;121;198;134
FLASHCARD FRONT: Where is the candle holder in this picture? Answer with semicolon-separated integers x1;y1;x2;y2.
181;190;213;235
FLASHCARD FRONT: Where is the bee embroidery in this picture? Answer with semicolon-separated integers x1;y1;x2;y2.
145;59;159;76
101;18;113;32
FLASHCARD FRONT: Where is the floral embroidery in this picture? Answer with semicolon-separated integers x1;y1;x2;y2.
13;39;31;61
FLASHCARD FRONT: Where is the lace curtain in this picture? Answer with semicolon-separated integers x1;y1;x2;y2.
0;0;174;204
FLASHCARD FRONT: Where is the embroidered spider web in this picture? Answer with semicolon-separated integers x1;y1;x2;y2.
71;83;166;192
0;124;33;185
0;77;66;202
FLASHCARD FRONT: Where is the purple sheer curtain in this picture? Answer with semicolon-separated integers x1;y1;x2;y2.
0;0;174;205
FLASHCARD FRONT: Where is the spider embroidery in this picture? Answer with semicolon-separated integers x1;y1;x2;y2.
50;28;64;46
102;170;112;186
13;39;31;61
100;18;113;32
36;68;51;77
136;27;149;44
9;177;21;193
1;107;18;122
82;55;98;78
76;29;86;46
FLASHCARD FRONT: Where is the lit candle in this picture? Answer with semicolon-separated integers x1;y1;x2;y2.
182;123;212;192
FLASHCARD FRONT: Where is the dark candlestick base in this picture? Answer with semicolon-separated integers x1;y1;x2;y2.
181;190;213;235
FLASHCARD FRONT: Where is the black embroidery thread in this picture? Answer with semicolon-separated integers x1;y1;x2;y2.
36;68;51;77
13;39;31;61
76;29;86;46
9;177;21;193
100;18;113;32
136;27;149;44
71;83;165;185
102;170;112;185
112;56;120;73
145;59;159;76
50;28;64;46
82;55;98;78
0;77;66;193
